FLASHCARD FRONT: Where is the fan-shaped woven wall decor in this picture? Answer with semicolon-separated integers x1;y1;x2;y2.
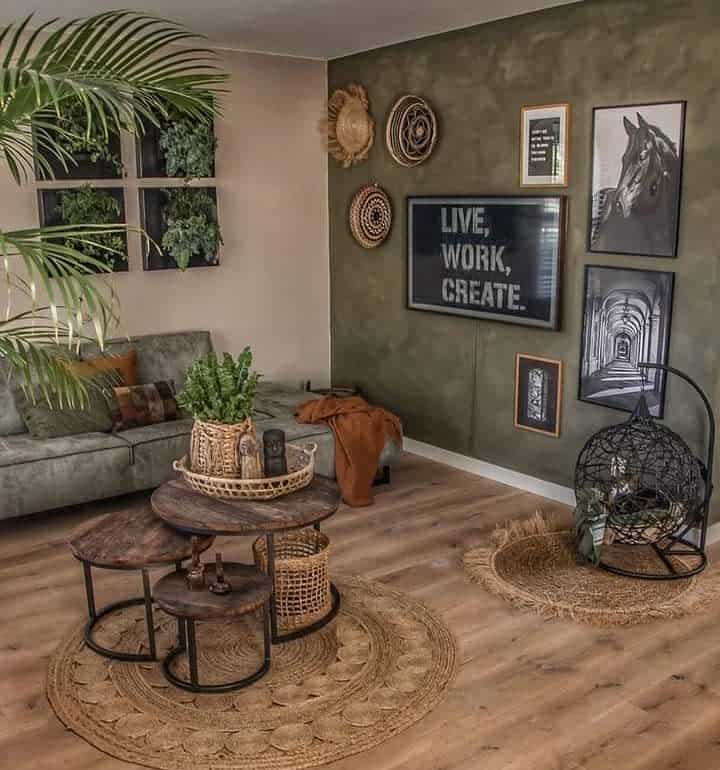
385;94;438;167
325;84;375;168
349;184;392;249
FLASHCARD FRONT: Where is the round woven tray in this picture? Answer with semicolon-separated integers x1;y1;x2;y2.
173;443;317;501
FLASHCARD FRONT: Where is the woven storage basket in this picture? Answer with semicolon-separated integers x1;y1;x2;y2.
253;529;331;632
173;443;317;501
189;418;252;478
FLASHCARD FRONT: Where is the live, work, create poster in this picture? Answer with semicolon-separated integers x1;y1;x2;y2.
407;196;566;329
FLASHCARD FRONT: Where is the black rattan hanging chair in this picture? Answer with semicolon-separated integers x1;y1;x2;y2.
574;364;715;580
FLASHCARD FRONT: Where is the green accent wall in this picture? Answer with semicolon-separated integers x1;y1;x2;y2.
328;0;720;501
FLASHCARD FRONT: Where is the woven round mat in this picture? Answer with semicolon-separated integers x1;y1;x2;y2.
464;515;720;626
47;576;456;770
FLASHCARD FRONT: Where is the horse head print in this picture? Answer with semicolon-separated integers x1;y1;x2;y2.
614;113;679;219
591;103;684;257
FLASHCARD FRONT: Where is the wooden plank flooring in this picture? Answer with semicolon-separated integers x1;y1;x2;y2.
2;452;720;770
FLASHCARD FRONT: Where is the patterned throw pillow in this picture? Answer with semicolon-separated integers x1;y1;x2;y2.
111;381;179;431
71;349;139;386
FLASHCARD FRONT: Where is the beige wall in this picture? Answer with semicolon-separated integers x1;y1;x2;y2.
2;49;331;387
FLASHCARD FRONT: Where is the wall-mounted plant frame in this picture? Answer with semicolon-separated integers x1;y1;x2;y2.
32;119;123;181
140;186;221;271
37;186;128;272
137;119;216;179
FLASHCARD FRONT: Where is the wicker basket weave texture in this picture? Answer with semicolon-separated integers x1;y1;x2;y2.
173;443;316;501
253;529;331;632
189;418;252;478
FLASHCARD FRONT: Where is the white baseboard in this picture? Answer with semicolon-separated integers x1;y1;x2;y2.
403;437;576;506
403;437;720;546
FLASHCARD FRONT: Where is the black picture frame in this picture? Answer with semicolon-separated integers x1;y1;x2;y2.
33;122;122;181
578;264;675;418
37;187;128;272
407;195;566;330
588;100;686;258
137;120;216;178
514;354;563;437
140;187;220;271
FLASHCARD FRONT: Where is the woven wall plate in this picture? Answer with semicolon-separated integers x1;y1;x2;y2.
325;84;374;168
385;94;438;167
349;184;392;249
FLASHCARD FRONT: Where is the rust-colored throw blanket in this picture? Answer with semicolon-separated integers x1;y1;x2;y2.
295;395;402;507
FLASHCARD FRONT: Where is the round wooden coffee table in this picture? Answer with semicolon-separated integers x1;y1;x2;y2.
151;477;341;643
154;562;272;693
69;503;213;662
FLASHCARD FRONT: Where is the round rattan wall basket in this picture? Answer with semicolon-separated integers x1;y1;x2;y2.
325;83;374;168
349;184;392;249
385;94;438;167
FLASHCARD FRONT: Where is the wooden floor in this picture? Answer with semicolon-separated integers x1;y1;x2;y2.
2;452;720;770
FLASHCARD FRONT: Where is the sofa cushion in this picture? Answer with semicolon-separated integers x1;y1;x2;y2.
82;331;212;392
113;417;194;448
72;349;138;386
255;383;319;417
111;381;179;430
0;363;26;436
0;433;134;519
15;382;114;439
0;431;129;468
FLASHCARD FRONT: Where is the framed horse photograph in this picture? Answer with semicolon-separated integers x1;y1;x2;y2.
588;101;686;258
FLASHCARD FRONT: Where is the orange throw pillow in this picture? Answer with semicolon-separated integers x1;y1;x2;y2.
71;349;139;386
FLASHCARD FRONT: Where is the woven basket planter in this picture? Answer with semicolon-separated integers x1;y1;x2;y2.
189;417;252;477
253;529;331;633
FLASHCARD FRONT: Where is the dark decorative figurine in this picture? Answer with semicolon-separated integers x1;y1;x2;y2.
208;552;232;595
186;536;206;591
263;429;287;477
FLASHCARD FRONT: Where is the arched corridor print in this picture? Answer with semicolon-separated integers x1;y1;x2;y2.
579;265;675;417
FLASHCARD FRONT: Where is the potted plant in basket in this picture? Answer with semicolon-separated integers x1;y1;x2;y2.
177;348;260;477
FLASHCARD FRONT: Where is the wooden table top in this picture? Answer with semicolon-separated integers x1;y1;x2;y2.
151;477;341;536
153;563;272;621
69;503;214;570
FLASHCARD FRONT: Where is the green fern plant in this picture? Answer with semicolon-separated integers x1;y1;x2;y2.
159;110;216;178
56;100;123;173
56;186;126;269
161;187;222;270
177;348;260;424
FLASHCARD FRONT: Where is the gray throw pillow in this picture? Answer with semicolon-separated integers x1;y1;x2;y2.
14;382;114;439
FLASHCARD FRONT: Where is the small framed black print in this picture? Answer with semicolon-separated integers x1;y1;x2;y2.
514;354;563;438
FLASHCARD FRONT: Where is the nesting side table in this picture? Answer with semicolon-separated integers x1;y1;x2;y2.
151;476;341;644
69;504;214;662
154;562;273;693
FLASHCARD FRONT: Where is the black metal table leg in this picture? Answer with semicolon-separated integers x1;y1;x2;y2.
161;610;272;693
80;560;158;663
187;620;199;688
141;568;157;660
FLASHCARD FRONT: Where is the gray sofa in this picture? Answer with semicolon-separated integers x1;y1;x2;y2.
0;330;402;520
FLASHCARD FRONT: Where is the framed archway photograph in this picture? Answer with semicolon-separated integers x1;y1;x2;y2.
578;265;675;418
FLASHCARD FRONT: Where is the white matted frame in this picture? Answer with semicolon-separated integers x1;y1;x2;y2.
520;103;569;187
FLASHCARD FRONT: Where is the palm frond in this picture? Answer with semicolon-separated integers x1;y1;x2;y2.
0;11;227;182
0;11;226;404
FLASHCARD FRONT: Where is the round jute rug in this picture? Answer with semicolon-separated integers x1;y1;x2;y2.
464;514;720;626
47;575;456;770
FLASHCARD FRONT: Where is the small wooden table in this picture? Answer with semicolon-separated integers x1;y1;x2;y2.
69;503;214;662
154;562;272;693
151;477;341;643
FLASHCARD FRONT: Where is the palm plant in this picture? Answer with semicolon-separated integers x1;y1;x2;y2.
0;11;226;406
